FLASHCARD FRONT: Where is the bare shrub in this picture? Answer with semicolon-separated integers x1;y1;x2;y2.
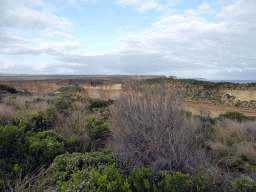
1;95;32;110
212;119;247;146
55;110;90;152
241;120;256;142
107;79;208;174
73;100;90;111
0;103;20;122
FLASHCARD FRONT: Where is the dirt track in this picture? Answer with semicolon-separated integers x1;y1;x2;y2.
184;99;256;118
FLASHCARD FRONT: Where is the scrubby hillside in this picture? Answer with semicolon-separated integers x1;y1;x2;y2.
143;78;256;108
1;80;256;191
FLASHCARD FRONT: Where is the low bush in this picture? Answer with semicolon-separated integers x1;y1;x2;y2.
46;149;128;191
216;111;256;123
0;84;18;94
85;116;110;152
88;99;114;111
0;123;77;191
58;85;84;93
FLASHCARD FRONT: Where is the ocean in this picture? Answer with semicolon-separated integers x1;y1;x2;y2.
200;80;256;84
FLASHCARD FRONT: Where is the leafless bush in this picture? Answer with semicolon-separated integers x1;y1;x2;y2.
0;103;20;121
107;79;208;174
55;109;90;152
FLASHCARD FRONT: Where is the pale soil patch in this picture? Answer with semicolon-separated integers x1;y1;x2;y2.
184;99;256;118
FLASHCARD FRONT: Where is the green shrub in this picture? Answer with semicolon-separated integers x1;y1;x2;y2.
235;101;242;107
128;167;153;192
53;99;72;113
226;175;256;192
46;149;127;191
0;123;76;191
183;110;192;118
88;99;114;111
85;116;110;152
90;163;131;192
0;84;18;94
216;111;256;122
58;85;84;93
156;171;191;192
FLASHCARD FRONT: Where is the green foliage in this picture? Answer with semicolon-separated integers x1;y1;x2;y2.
178;79;238;91
58;85;84;93
29;109;55;132
53;98;72;113
128;167;153;192
85;116;110;152
46;149;127;191
157;171;191;192
0;84;18;94
192;168;214;192
226;175;256;192
0;122;76;191
235;101;242;107
90;163;131;192
183;110;192;118
216;111;256;122
88;99;115;111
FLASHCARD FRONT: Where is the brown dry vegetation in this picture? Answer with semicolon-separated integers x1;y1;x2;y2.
107;79;208;174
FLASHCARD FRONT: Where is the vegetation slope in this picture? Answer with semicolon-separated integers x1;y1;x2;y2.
0;79;256;191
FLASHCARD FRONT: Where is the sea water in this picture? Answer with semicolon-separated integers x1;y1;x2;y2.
201;80;256;84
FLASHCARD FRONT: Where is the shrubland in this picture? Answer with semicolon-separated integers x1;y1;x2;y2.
0;79;256;191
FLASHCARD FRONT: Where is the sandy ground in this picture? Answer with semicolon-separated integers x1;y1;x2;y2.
184;99;256;118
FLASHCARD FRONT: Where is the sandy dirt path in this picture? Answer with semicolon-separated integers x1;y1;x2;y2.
184;99;256;118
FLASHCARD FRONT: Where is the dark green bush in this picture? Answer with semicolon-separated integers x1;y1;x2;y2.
58;85;84;93
0;84;18;94
88;99;114;111
0;123;77;191
183;110;192;118
46;149;127;191
53;99;72;113
128;167;153;192
216;111;256;122
85;116;110;152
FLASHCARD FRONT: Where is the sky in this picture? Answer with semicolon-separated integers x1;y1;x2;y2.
0;0;256;80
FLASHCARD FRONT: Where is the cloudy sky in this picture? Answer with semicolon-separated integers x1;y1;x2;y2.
1;0;256;80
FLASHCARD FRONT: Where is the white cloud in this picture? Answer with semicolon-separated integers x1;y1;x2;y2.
1;62;15;69
1;0;256;80
116;0;174;12
198;2;216;14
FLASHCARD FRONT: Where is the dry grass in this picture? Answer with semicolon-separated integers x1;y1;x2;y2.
55;109;90;152
1;165;54;192
0;103;21;121
1;95;33;110
107;79;209;174
208;118;256;172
